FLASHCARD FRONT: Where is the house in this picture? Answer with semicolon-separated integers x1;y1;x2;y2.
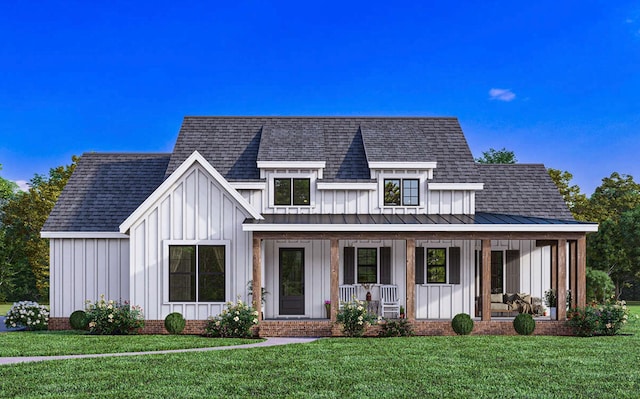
42;116;598;335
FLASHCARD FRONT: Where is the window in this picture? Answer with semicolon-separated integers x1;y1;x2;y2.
169;245;225;302
383;178;419;206
426;248;446;284
357;248;377;284
274;178;310;206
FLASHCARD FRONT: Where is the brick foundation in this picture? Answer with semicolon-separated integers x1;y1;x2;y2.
48;317;572;336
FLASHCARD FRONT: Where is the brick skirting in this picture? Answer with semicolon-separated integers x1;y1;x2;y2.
48;317;572;336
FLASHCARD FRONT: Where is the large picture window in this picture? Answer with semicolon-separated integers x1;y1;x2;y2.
274;178;310;206
169;245;225;302
357;248;378;284
426;248;446;284
383;178;419;206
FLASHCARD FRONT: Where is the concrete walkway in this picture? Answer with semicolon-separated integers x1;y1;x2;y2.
0;337;319;366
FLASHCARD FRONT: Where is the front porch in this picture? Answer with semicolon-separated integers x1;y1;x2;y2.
249;229;588;332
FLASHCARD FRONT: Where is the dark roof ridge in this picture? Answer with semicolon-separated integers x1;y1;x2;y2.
476;163;547;167
182;115;460;120
80;152;171;156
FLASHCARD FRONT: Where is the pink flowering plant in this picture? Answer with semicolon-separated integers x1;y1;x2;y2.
84;294;145;335
4;301;49;331
204;299;259;338
567;298;634;337
336;298;379;337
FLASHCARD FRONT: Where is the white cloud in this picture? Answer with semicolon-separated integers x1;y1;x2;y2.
14;180;30;192
489;88;516;102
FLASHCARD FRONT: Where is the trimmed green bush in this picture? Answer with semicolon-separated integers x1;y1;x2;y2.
513;313;536;335
204;300;259;338
69;310;89;330
164;312;186;334
451;313;474;335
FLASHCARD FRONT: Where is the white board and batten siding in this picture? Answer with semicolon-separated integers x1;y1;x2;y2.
49;238;129;318
128;164;252;321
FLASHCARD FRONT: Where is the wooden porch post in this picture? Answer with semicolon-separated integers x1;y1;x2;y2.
557;239;567;320
481;239;491;321
252;236;262;321
550;242;557;293
569;240;577;308
406;238;416;321
330;238;339;322
577;235;587;308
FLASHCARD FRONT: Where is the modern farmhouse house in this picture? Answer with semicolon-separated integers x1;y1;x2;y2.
42;117;597;335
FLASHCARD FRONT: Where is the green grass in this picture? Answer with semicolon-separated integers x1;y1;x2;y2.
0;308;639;398
0;302;12;315
0;331;259;356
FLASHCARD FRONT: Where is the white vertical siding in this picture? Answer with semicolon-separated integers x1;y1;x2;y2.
49;238;129;318
128;164;252;321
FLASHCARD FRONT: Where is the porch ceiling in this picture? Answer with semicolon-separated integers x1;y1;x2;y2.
243;212;597;235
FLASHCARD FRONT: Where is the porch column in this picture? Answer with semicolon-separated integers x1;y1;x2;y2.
330;238;339;322
406;238;416;321
557;239;567;320
252;237;262;321
569;240;577;308
481;239;491;321
577;235;587;308
550;242;557;292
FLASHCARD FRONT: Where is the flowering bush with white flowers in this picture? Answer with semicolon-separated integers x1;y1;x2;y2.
204;299;258;338
85;295;145;335
336;298;379;337
567;298;635;337
4;301;49;331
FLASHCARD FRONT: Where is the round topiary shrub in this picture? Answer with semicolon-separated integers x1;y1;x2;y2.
451;313;474;335
513;313;536;335
164;312;186;334
69;310;89;330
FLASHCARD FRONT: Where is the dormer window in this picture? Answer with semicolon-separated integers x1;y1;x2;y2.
383;178;419;206
274;178;310;206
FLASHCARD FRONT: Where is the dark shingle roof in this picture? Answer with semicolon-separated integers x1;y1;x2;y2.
42;153;170;232
475;164;574;220
166;116;478;182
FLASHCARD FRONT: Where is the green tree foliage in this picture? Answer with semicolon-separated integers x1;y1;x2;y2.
0;157;78;301
585;268;615;303
0;165;19;301
547;168;589;220
583;172;640;223
475;147;517;164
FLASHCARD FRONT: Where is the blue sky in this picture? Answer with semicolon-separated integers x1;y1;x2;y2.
1;1;638;195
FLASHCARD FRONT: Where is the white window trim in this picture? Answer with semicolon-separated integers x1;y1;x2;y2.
269;173;315;209
162;239;231;304
379;175;426;209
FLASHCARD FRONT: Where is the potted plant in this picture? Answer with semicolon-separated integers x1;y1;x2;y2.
324;300;331;319
544;289;557;319
399;305;405;319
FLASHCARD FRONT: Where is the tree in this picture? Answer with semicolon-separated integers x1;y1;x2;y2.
584;173;640;297
0;165;19;301
475;147;517;164
547;168;589;220
0;156;78;301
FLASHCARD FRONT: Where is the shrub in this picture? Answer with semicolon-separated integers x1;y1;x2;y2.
204;299;258;338
85;295;145;335
586;268;615;303
164;312;186;334
336;298;379;337
567;299;632;337
513;313;536;335
4;301;49;331
378;318;414;337
69;310;89;330
451;313;474;335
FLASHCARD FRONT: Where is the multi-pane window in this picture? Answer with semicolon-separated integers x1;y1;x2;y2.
274;178;310;206
383;178;419;206
426;248;446;284
357;248;377;284
169;245;225;302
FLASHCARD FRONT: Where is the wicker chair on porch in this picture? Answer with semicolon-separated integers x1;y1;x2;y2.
339;285;357;309
380;285;401;318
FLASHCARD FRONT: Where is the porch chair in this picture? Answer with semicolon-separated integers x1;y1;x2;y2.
339;285;358;309
380;284;401;318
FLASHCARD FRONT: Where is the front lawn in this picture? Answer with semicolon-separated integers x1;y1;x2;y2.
0;302;13;315
0;331;259;356
1;310;639;398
